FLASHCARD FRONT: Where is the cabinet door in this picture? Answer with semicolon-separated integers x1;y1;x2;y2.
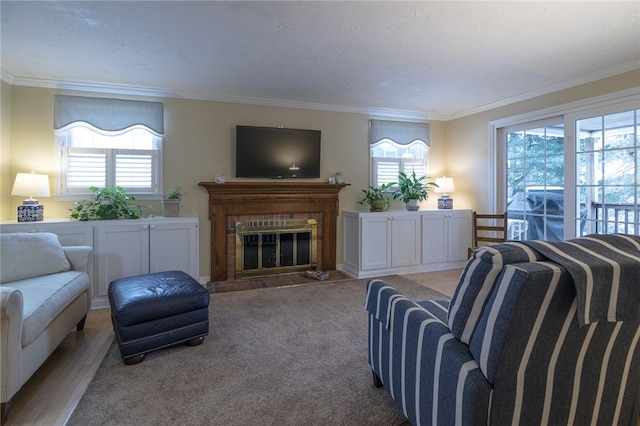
421;212;447;264
94;223;150;296
149;221;199;279
361;215;392;270
391;215;421;267
447;211;472;262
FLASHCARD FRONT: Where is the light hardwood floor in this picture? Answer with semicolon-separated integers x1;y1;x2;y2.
4;308;114;426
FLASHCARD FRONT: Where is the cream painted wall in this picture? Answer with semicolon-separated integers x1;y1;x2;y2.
1;85;448;279
446;70;640;213
2;71;637;280
1;81;11;220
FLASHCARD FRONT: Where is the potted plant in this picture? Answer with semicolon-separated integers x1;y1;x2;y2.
162;186;185;217
392;171;438;211
69;186;142;221
357;182;395;212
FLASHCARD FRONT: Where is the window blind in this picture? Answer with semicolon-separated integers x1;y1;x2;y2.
369;120;430;146
54;95;164;135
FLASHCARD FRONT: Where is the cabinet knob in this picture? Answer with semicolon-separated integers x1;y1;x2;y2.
142;224;149;230
150;224;156;229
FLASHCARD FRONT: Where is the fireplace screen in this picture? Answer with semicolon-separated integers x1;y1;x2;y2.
235;219;317;278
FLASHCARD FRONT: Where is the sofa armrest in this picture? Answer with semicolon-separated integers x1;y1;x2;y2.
366;279;493;426
1;287;24;402
63;246;93;273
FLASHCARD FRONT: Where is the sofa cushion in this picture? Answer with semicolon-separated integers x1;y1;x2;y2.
14;271;90;346
1;233;70;283
447;242;545;344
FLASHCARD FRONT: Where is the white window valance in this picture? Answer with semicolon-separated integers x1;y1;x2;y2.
369;120;430;146
54;95;164;135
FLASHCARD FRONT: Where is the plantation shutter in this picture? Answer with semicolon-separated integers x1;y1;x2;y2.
115;151;155;188
65;151;107;188
373;159;400;186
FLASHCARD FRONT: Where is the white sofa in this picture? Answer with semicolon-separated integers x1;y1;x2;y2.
0;232;92;424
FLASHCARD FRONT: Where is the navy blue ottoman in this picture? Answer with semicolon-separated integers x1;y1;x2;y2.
108;270;210;365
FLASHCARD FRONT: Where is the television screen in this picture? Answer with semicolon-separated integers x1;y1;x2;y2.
235;125;321;179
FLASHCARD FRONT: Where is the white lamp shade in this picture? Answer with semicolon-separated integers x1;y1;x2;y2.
435;177;455;194
11;172;51;198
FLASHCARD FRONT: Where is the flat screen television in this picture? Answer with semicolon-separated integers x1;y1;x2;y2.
235;125;321;179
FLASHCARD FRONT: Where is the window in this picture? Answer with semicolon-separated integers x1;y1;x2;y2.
54;95;164;196
369;120;430;187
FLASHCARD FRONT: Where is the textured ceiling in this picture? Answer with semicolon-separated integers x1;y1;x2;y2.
1;1;639;119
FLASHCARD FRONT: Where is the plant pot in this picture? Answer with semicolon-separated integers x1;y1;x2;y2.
369;198;390;212
162;199;181;217
405;199;420;211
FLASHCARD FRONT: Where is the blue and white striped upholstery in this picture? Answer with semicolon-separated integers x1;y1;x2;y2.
448;242;544;344
522;234;640;325
366;237;640;426
366;279;492;425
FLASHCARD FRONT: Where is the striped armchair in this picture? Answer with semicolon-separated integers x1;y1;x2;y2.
365;235;640;425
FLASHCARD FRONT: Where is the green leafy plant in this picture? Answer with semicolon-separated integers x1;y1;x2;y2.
164;186;185;200
392;171;438;203
357;182;396;212
69;186;142;221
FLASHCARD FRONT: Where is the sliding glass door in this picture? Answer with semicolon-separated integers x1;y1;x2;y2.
497;100;639;241
501;117;566;241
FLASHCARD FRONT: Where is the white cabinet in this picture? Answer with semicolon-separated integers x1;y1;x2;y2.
359;212;421;270
94;222;150;298
359;214;392;270
422;210;471;266
342;209;471;279
94;218;199;300
1;217;199;309
149;221;199;275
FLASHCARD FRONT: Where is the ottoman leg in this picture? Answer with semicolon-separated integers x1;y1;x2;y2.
123;354;146;365
185;336;205;347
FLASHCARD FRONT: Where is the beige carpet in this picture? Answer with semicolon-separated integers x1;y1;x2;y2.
68;276;447;426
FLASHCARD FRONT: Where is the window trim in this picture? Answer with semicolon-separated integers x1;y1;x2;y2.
55;134;163;201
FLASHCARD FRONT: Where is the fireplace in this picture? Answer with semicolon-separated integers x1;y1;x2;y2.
198;182;348;282
235;219;317;278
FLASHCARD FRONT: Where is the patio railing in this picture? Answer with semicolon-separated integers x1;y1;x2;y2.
591;202;638;234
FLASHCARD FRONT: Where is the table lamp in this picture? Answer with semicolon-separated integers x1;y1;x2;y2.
435;176;455;209
11;171;50;222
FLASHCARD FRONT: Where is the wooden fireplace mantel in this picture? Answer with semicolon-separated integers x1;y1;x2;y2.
199;181;349;281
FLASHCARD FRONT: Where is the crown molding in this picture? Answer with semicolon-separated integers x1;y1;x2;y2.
3;59;638;122
444;60;640;121
1;72;439;121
